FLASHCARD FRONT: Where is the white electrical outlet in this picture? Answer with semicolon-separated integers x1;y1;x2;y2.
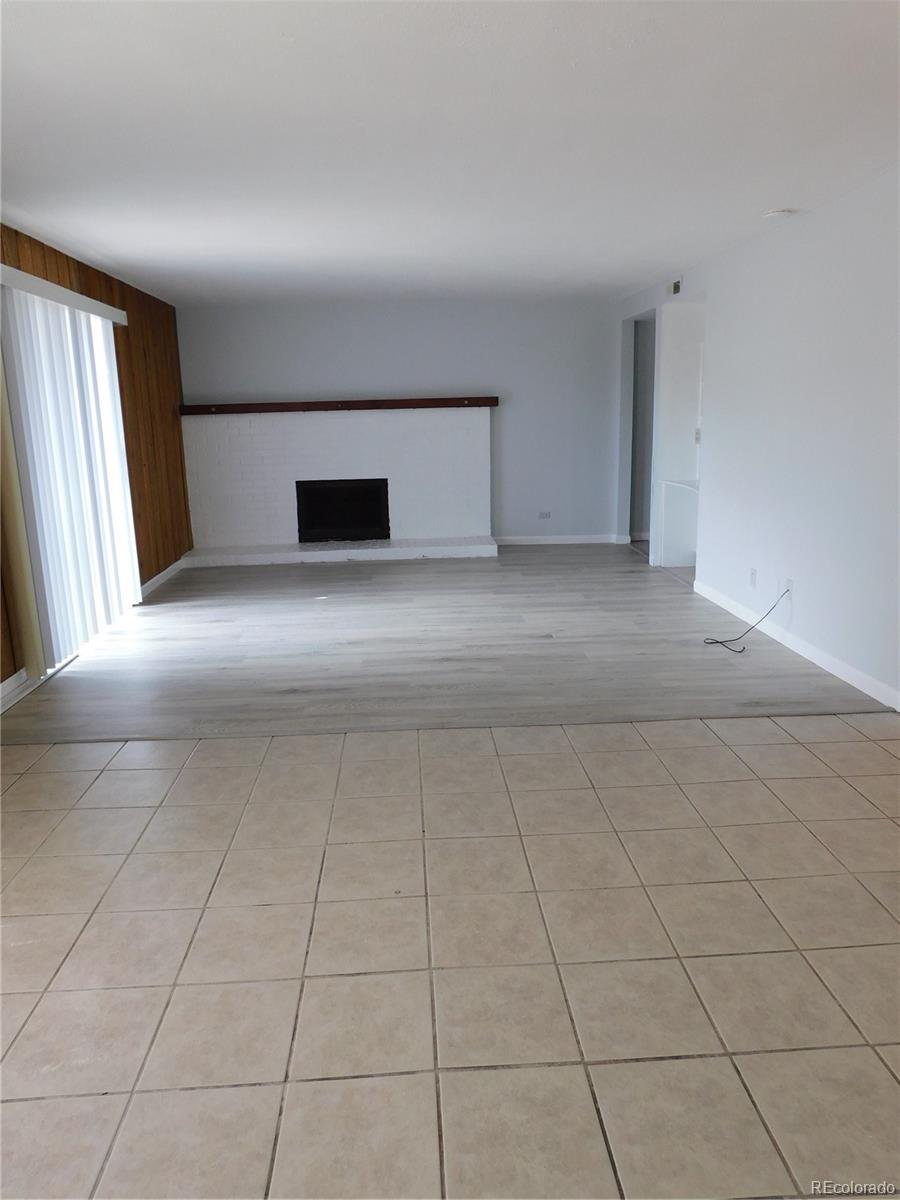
749;568;757;588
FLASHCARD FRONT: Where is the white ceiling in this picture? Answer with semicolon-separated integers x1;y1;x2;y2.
2;1;897;304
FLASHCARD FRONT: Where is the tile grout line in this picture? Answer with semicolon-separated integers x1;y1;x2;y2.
87;738;273;1199
3;804;894;856
615;771;892;1063
494;726;627;1200
726;1054;805;1198
0;766;103;904
797;948;885;1049
418;729;448;1200
874;1045;900;1086
842;771;899;818
598;777;890;1192
852;870;900;921
801;735;899;777
2;804;69;862
561;728;899;919
8;1033;900;1110
592;766;809;1197
2;745;194;888
261;734;344;1200
715;853;889;1066
570;729;898;936
562;721;653;756
652;936;805;1197
734;869;887;1055
5;928;899;998
0;756;176;1062
783;808;900;892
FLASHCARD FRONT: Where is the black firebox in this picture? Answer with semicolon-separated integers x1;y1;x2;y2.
296;478;390;542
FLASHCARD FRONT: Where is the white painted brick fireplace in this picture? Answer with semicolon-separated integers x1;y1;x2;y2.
181;406;496;564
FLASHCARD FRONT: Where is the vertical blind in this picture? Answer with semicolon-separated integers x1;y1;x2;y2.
1;286;140;670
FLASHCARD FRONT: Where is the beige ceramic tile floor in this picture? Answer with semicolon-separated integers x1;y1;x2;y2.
1;713;899;1199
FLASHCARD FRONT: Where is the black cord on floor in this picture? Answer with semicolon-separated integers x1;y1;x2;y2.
704;588;790;654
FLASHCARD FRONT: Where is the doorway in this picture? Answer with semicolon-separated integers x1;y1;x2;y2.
629;317;655;559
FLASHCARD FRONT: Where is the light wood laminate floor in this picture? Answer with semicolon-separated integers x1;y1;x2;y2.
1;546;883;743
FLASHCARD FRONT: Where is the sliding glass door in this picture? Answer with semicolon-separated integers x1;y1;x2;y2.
1;286;140;670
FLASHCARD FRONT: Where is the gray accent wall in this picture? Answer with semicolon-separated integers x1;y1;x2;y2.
177;297;619;540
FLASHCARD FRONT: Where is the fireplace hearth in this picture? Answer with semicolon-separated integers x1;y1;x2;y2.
296;478;390;542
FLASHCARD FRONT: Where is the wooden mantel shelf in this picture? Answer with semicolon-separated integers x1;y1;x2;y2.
180;396;499;416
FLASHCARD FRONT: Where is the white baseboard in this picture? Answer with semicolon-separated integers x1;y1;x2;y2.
694;579;899;710
141;557;186;598
182;537;498;567
496;534;631;546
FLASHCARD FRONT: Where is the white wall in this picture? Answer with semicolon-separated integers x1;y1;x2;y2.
177;298;618;540
609;170;899;706
182;407;491;546
650;303;703;566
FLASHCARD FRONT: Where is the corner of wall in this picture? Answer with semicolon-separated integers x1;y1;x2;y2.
694;577;899;711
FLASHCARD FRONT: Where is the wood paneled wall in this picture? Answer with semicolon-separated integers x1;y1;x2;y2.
1;582;18;681
0;226;193;584
1;521;23;681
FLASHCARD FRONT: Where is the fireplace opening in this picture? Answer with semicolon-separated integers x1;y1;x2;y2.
296;478;390;543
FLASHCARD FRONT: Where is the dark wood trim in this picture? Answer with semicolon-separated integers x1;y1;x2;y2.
181;396;499;416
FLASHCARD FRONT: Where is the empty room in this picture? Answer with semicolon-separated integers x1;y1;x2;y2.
0;2;898;1198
